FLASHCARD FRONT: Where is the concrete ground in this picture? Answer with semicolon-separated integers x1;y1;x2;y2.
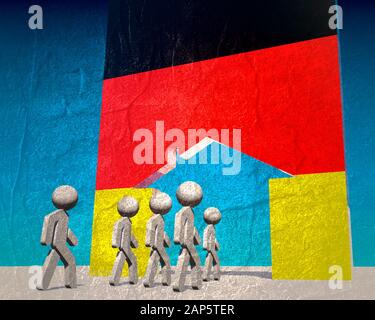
1;266;374;300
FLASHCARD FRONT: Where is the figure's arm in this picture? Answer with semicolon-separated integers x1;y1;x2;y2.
174;209;185;244
40;213;57;246
67;229;78;246
203;227;209;250
163;232;171;248
193;227;201;245
215;239;220;251
112;220;123;248
145;218;156;248
131;233;138;248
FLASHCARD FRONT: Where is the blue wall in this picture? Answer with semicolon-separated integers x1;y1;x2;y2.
150;143;289;266
339;0;375;265
0;1;107;265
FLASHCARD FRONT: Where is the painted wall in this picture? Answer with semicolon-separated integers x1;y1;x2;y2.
0;1;107;265
0;0;374;267
339;0;375;266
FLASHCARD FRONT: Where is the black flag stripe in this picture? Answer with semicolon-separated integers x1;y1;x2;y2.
104;0;337;79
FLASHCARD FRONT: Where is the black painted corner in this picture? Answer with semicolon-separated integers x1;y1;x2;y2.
104;0;337;79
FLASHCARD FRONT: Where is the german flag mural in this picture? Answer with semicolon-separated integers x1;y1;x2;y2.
3;0;375;300
89;0;351;280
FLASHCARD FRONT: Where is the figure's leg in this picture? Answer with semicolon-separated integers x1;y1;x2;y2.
188;246;202;290
57;246;77;289
203;252;213;282
212;251;220;280
143;249;159;287
125;250;138;284
109;250;126;286
158;248;171;286
173;248;190;292
37;249;60;290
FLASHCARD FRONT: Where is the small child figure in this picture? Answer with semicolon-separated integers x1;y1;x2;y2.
173;181;203;292
143;190;172;287
109;196;139;286
202;207;222;281
38;185;79;290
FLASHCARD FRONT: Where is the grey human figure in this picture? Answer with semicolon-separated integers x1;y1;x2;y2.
202;207;221;281
143;190;172;287
173;181;203;292
37;185;79;290
109;196;139;286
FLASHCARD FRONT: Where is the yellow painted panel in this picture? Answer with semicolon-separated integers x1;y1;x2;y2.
89;188;153;277
269;172;352;280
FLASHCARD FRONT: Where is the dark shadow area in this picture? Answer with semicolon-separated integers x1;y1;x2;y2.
43;284;84;291
113;281;133;287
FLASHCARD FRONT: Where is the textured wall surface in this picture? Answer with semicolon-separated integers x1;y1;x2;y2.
97;36;345;189
0;1;107;266
90;143;289;272
339;0;375;266
270;172;352;280
150;142;289;266
0;0;373;275
90;188;153;277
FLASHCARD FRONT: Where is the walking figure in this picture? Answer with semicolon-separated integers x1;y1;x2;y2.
144;190;172;287
202;207;221;281
37;185;78;290
109;196;139;286
173;181;203;292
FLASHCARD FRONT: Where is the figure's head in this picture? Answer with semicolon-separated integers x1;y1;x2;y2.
52;185;78;210
204;207;221;225
150;190;172;215
176;181;203;207
117;196;139;217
